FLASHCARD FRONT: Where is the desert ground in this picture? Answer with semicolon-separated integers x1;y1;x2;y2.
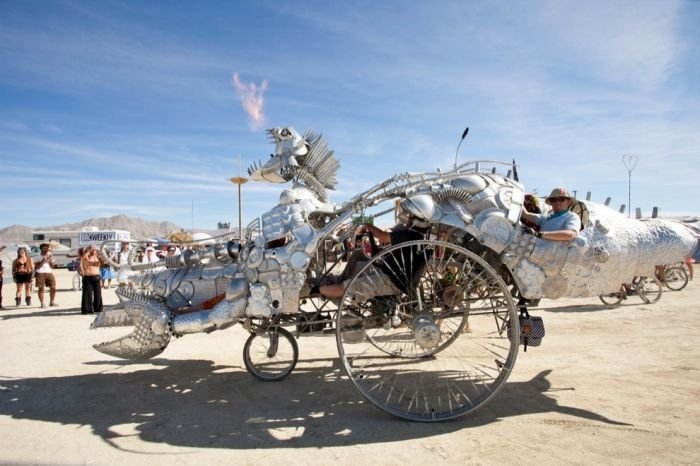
1;268;699;465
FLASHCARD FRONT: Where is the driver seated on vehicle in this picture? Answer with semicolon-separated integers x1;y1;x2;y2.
520;187;580;242
319;200;430;300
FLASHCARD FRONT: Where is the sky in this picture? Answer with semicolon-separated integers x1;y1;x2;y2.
1;0;699;232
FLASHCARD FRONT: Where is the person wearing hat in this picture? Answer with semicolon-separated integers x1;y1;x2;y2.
521;187;581;242
143;246;159;263
35;243;58;308
142;245;166;272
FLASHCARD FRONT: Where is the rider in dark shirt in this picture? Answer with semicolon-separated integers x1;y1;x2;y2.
375;225;426;294
319;200;430;299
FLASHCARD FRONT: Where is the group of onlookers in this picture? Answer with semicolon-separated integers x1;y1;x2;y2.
0;241;184;313
0;243;59;310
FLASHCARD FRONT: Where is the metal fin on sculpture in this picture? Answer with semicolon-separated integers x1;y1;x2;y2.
265;128;276;144
247;159;260;176
294;167;328;201
301;129;340;189
115;286;151;304
91;300;171;360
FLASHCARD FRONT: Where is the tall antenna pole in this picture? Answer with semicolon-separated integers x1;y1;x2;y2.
622;154;638;218
191;199;194;232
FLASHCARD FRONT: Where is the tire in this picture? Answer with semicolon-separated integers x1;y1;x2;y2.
638;276;662;304
664;266;688;291
337;240;518;422
599;291;624;306
243;327;298;381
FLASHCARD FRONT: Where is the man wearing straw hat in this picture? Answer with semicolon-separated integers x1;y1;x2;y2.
521;187;581;242
35;243;58;308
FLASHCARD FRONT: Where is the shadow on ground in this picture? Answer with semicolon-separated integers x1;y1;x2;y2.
544;304;611;313
545;302;659;313
0;357;630;451
0;306;82;319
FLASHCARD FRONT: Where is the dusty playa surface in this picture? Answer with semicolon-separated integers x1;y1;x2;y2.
1;269;699;465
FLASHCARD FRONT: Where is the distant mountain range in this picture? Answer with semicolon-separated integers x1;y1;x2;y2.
0;215;185;245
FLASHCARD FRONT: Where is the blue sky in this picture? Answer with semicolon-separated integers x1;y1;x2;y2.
1;0;699;231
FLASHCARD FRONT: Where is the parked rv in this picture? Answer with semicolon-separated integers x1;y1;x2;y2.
29;227;131;268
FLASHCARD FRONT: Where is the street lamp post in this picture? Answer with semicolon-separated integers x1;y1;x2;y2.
229;176;248;239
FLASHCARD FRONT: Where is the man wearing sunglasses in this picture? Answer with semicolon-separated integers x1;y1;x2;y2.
521;187;581;242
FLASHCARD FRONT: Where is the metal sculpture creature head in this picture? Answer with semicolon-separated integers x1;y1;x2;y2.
248;126;340;201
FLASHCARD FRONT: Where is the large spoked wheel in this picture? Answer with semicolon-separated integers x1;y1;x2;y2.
638;276;663;304
336;240;518;422
599;290;624;306
664;266;688;291
243;327;299;381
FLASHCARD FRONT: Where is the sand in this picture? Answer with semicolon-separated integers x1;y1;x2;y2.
1;268;699;465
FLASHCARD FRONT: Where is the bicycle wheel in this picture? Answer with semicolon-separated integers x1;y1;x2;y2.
664;266;688;291
337;240;518;422
599;290;624;306
243;327;298;381
638;276;662;304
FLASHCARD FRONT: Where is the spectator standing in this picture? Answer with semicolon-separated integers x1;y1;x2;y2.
35;243;58;308
116;242;134;288
100;251;115;289
79;245;103;314
143;246;165;272
12;247;34;306
686;257;694;281
143;246;159;264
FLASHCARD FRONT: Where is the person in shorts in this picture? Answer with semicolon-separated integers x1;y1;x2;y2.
100;250;115;289
12;247;34;306
34;243;58;308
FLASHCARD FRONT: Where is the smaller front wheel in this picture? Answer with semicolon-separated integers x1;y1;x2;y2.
243;327;298;381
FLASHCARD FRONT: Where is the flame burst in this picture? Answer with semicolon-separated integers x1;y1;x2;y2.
232;72;269;130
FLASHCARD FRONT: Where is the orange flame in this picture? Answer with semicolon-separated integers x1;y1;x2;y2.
232;72;268;130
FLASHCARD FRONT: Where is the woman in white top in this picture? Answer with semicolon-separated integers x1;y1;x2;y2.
116;242;134;288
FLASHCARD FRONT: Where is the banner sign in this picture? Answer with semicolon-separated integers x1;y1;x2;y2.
79;231;130;245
